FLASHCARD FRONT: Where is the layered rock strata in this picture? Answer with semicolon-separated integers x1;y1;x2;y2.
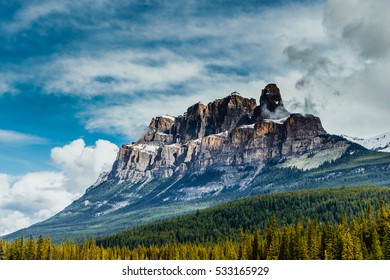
107;85;350;183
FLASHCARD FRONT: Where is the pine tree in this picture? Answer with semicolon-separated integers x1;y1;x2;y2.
352;234;363;260
24;235;35;260
279;227;291;260
321;222;334;260
307;219;317;259
251;230;261;260
266;215;279;260
377;200;388;243
89;239;98;260
36;235;45;260
381;216;390;260
349;219;363;260
341;233;354;260
0;240;5;260
371;229;384;260
44;236;52;260
224;240;238;260
238;229;249;260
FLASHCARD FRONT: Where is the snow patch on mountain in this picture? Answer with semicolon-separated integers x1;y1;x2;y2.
239;124;255;129
263;116;289;125
132;143;160;153
161;114;176;121
342;132;390;153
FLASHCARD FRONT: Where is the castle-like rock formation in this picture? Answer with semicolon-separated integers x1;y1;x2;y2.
106;84;350;184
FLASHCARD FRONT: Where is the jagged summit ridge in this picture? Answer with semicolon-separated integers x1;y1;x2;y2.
342;132;390;153
141;92;257;145
141;85;291;146
103;84;349;184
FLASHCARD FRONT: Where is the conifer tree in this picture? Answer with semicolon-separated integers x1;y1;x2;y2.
382;231;390;260
251;230;261;260
36;235;45;260
24;235;35;260
370;229;384;259
0;240;5;260
341;233;354;260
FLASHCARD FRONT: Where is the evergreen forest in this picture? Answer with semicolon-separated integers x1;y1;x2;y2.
2;186;390;260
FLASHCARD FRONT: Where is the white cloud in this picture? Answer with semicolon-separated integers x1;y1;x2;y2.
43;50;203;96
51;138;119;194
0;171;73;236
2;1;69;33
4;172;72;213
0;129;47;145
323;0;390;59
0;173;10;201
0;72;20;95
0;138;119;236
279;0;390;138
0;210;33;237
0;80;13;95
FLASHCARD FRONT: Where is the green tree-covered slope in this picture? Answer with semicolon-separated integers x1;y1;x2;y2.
3;186;390;260
97;186;390;248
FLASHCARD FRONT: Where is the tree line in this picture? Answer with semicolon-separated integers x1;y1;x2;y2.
1;200;390;260
97;186;390;248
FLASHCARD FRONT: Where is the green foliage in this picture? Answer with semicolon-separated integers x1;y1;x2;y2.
2;197;390;260
97;186;390;248
3;186;390;260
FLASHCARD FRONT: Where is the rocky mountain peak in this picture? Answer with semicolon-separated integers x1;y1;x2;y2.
106;84;350;183
140;92;257;145
256;83;290;120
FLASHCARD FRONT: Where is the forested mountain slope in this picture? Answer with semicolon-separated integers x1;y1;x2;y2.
97;186;390;248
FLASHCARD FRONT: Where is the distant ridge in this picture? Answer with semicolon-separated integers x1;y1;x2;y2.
342;132;390;153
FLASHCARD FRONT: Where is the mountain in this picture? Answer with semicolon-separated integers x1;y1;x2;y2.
4;84;390;242
342;132;390;153
106;83;347;184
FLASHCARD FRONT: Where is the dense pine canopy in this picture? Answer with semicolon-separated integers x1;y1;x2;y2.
2;186;390;260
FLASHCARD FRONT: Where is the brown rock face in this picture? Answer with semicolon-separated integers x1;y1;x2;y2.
261;84;282;112
141;93;257;145
254;83;290;120
107;85;350;183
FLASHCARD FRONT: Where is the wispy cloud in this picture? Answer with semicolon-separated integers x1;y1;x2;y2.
2;1;68;33
0;129;47;145
43;50;203;96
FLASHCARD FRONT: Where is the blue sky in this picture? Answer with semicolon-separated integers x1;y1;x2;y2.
1;0;389;234
0;0;319;175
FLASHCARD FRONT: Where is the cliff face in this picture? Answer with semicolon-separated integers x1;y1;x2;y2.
107;85;350;183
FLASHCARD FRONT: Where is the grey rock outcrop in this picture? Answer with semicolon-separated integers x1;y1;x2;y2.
107;84;350;183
